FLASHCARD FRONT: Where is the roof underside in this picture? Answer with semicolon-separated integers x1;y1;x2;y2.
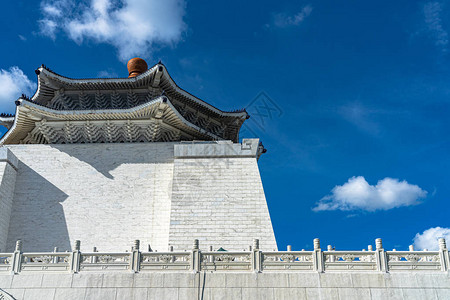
2;97;222;145
1;63;248;144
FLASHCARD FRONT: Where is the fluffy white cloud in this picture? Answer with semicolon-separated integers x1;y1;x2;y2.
414;227;450;250
0;67;36;113
38;0;187;60
269;5;313;28
313;176;427;212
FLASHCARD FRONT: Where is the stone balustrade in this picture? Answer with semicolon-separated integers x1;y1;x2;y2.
0;238;448;275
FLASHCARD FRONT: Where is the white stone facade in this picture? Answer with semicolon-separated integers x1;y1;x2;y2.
0;272;449;300
169;140;276;251
0;139;277;252
0;149;18;252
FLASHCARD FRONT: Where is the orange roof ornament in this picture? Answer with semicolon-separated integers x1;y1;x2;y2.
127;57;148;78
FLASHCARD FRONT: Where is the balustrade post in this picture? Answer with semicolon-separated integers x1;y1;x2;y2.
11;240;23;274
252;239;262;273
91;247;98;264
70;240;81;273
375;238;387;272
169;245;175;263
438;238;449;272
209;246;214;263
313;238;324;272
131;240;141;273
327;245;335;262
191;239;200;273
52;247;59;264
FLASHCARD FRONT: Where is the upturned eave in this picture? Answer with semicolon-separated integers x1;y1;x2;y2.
0;96;223;145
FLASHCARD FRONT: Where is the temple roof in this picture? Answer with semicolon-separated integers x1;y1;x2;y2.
0;61;249;144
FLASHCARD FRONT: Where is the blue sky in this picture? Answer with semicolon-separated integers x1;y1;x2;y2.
1;0;449;251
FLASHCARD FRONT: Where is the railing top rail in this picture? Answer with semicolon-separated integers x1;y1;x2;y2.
22;252;71;256
323;251;376;254
262;251;314;254
201;251;252;255
80;252;130;255
386;251;439;254
141;252;190;255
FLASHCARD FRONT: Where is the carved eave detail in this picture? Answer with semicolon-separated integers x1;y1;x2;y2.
0;97;224;145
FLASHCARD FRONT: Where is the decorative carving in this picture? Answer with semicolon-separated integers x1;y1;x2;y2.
28;256;53;264
111;91;125;109
83;121;102;143
64;121;81;143
37;119;62;143
94;255;129;264
341;254;355;262
158;255;172;263
79;92;93;110
95;92;109;109
387;253;440;263
59;91;78;110
103;121;122;142
0;257;10;264
126;91;140;107
405;254;420;262
300;255;313;262
280;254;296;262
216;255;235;262
359;254;376;262
141;255;157;263
141;254;190;263
124;120;140;142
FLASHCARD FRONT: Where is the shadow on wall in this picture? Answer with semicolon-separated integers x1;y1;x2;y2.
53;143;174;179
6;162;71;252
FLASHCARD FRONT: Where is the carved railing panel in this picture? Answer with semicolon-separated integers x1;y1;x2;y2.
262;251;314;271
201;252;252;271
323;251;377;271
0;254;12;272
20;253;70;272
387;251;441;271
140;252;190;271
80;252;131;272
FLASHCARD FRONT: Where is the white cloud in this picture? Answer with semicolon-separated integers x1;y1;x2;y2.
0;67;36;113
313;176;427;212
414;227;450;250
38;0;187;60
42;4;62;16
38;19;59;40
18;35;27;41
423;2;448;52
269;5;313;28
338;102;381;136
97;70;118;78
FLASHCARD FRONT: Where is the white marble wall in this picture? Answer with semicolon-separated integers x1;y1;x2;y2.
169;140;276;251
170;156;277;251
3;140;276;252
0;272;449;300
5;143;174;252
0;148;18;252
